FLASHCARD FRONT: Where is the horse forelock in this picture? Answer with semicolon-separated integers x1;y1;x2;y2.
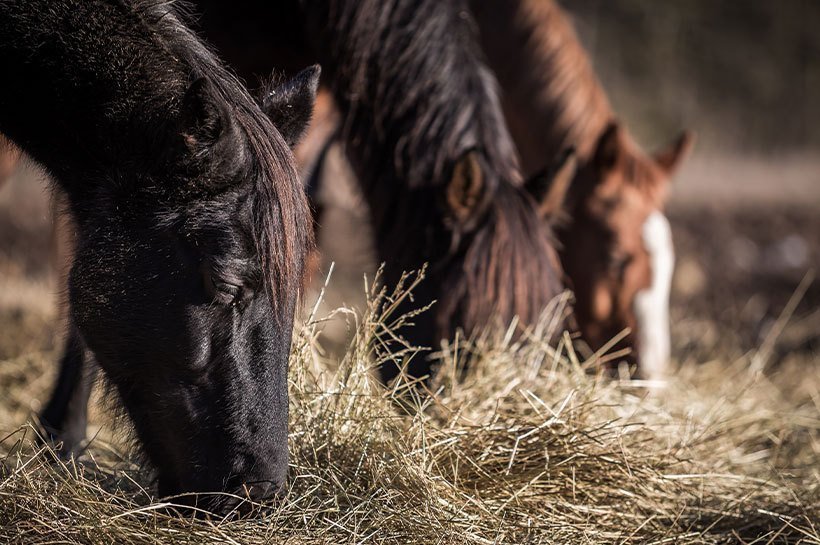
243;112;314;316
139;0;313;317
445;184;564;335
618;141;670;209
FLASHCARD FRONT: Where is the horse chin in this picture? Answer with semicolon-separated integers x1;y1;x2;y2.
633;210;674;384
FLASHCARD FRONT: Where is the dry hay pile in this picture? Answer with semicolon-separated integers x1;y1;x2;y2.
1;271;818;544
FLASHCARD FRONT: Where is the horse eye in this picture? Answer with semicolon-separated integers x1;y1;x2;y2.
201;263;242;306
212;280;241;305
609;254;632;277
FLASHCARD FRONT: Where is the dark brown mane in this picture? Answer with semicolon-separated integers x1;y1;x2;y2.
439;184;563;338
306;0;521;194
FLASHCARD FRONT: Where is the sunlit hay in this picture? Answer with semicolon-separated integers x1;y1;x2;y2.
1;269;819;544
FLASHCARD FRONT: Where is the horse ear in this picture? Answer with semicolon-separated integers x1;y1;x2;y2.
654;130;695;176
180;77;238;153
261;65;321;148
180;77;249;186
593;122;624;172
525;147;577;220
445;150;486;226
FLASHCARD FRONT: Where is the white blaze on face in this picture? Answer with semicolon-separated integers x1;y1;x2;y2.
633;210;674;382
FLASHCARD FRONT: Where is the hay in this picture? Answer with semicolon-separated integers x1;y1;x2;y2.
1;270;818;544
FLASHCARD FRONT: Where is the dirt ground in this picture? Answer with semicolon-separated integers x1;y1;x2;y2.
668;154;820;364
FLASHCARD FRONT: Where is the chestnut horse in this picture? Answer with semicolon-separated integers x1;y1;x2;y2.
471;0;693;380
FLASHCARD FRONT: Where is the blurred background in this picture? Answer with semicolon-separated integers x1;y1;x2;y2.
1;0;818;383
572;0;819;153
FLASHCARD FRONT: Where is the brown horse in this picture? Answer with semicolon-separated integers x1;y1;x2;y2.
471;0;693;380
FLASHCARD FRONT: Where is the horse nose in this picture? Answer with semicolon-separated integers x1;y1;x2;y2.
238;480;283;503
214;480;283;518
173;482;282;518
160;471;285;518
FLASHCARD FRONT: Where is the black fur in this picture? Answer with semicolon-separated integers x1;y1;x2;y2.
0;0;315;514
261;65;322;148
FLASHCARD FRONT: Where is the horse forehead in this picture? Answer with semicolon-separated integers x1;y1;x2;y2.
185;192;256;239
586;185;650;243
598;146;669;199
624;153;670;206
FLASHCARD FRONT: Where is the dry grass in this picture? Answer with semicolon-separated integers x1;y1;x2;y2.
1;270;819;544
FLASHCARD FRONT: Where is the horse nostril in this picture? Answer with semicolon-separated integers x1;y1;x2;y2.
161;488;279;519
157;474;283;518
240;480;280;501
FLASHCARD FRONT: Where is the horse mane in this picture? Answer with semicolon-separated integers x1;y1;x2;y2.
440;185;563;337
132;0;313;313
472;0;613;167
307;0;563;336
309;0;521;191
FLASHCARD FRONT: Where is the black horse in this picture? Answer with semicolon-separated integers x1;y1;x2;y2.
0;0;317;513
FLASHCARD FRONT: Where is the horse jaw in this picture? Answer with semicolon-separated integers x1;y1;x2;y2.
633;210;674;384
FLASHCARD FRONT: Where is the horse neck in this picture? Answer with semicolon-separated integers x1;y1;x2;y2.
0;0;188;180
305;0;522;245
472;0;614;175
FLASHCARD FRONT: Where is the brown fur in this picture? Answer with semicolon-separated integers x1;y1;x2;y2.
471;0;612;172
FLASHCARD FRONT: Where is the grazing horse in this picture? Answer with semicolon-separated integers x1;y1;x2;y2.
0;0;316;513
471;0;693;380
300;0;572;381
